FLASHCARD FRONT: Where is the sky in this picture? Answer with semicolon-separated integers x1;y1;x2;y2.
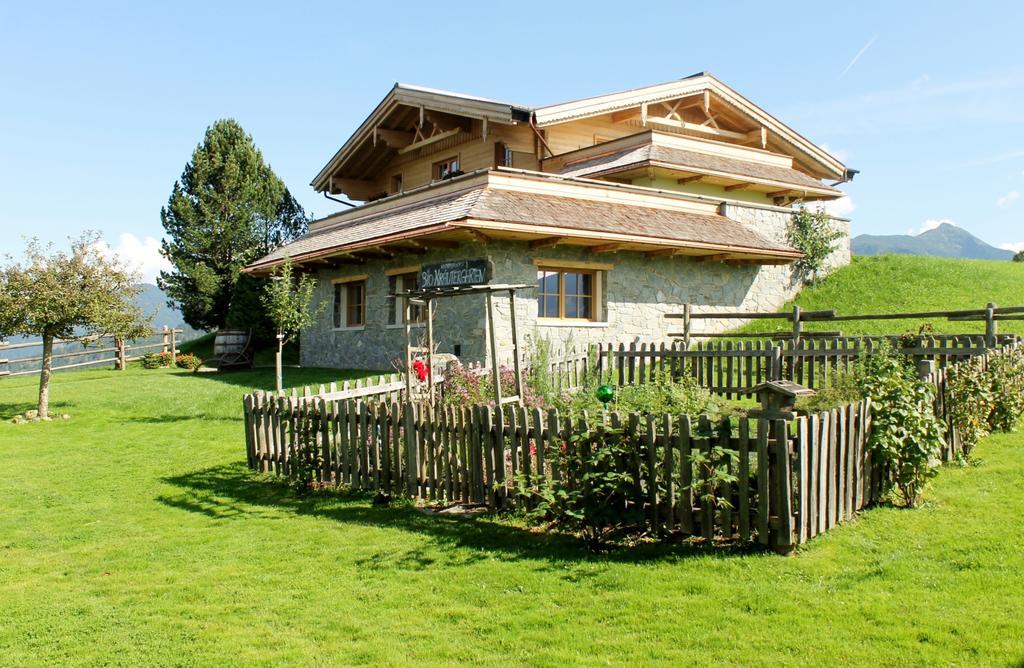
2;1;1024;281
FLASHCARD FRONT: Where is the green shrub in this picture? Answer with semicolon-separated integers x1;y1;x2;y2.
788;207;842;285
611;370;713;416
175;353;203;371
986;348;1024;432
527;422;644;550
947;356;995;456
797;366;865;413
860;347;944;507
141;351;172;369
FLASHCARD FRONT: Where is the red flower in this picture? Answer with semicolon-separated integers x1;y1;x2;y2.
529;443;537;457
412;359;430;382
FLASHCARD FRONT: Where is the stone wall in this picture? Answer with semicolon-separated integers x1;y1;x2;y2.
301;202;852;370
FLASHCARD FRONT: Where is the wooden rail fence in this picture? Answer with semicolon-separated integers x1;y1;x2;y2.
0;327;185;378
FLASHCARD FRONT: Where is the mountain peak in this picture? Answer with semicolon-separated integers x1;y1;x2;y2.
853;224;1012;260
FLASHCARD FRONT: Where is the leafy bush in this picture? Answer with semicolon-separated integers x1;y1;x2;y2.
787;207;842;285
175;352;203;371
947;357;995;456
796;366;864;413
141;351;172;369
986;347;1024;432
527;423;644;550
612;370;713;416
441;361;543;409
860;347;944;507
286;411;323;493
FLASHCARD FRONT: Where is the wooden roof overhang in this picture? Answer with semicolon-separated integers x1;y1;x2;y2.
547;130;843;204
311;84;531;198
246;170;802;276
533;73;850;182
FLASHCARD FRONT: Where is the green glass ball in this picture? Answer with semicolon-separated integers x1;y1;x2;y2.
596;384;615;404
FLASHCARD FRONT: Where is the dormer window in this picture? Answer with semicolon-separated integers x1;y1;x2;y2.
433;156;460;180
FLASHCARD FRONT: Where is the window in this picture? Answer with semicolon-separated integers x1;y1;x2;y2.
494;142;513;168
390;173;403;194
333;279;366;329
433;155;460;180
388;272;424;325
537;268;597;320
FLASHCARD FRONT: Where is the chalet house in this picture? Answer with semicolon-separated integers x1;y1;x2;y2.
246;73;854;370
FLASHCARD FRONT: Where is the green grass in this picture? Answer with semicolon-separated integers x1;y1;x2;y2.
179;332;302;367
2;364;1024;665
738;255;1024;336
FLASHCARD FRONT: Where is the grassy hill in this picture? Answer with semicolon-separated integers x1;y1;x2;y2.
737;255;1024;337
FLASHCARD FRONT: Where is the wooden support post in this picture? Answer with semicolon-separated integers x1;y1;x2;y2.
683;303;692;350
161;326;169;354
508;289;524;401
404;299;413;397
986;302;997;348
771;345;783;381
486;291;502;405
792;305;802;346
170;328;177;365
426;298;435;405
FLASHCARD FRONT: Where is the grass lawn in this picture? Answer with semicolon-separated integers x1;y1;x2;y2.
737;255;1024;336
2;364;1023;666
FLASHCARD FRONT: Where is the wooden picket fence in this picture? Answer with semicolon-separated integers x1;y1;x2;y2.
593;334;1016;397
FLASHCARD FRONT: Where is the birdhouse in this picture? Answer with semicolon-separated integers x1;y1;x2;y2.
746;380;815;420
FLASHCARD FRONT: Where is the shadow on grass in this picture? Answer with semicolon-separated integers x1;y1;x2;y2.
0;400;72;420
158;462;764;566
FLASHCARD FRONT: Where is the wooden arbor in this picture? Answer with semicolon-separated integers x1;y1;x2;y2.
397;283;534;405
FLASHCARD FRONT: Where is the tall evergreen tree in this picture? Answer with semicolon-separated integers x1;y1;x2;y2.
159;119;307;331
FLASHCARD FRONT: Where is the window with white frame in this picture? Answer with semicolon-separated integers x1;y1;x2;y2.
387;271;425;325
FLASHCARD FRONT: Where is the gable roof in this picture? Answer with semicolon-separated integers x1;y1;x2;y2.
533;73;848;181
310;83;532;192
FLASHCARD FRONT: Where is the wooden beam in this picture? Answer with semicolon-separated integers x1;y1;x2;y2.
767;189;794;198
424;110;472;133
529;236;565;249
745;126;768;149
677;175;704;184
646;248;687;257
645;116;749;140
694;253;733;263
398;127;462;155
590;243;625;254
466;229;491;244
376;128;414;148
724;183;753;192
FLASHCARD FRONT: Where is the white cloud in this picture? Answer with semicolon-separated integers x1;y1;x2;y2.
997;190;1021;207
1000;241;1024;253
805;195;855;219
94;233;171;284
907;218;953;236
818;143;849;162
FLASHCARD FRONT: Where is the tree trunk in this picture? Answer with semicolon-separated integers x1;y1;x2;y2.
275;334;284;393
38;332;54;419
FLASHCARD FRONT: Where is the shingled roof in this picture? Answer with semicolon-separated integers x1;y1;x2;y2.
247;170;801;273
558;142;841;196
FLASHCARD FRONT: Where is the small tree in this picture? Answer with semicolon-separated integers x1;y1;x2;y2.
788;207;843;285
261;258;324;392
0;233;151;418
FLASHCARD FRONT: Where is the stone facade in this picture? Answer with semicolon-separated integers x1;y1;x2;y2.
300;202;851;370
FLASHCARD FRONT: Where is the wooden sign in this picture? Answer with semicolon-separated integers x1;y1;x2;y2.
419;258;492;289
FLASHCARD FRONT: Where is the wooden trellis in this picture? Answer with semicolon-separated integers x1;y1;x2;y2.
398;283;534;406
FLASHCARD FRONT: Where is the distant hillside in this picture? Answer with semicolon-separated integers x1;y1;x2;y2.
136;283;191;330
852;223;1013;260
737;255;1024;336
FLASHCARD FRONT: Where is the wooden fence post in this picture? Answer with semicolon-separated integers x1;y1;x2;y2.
985;303;997;348
170;328;178;365
770;345;783;381
115;337;126;370
161;326;169;354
